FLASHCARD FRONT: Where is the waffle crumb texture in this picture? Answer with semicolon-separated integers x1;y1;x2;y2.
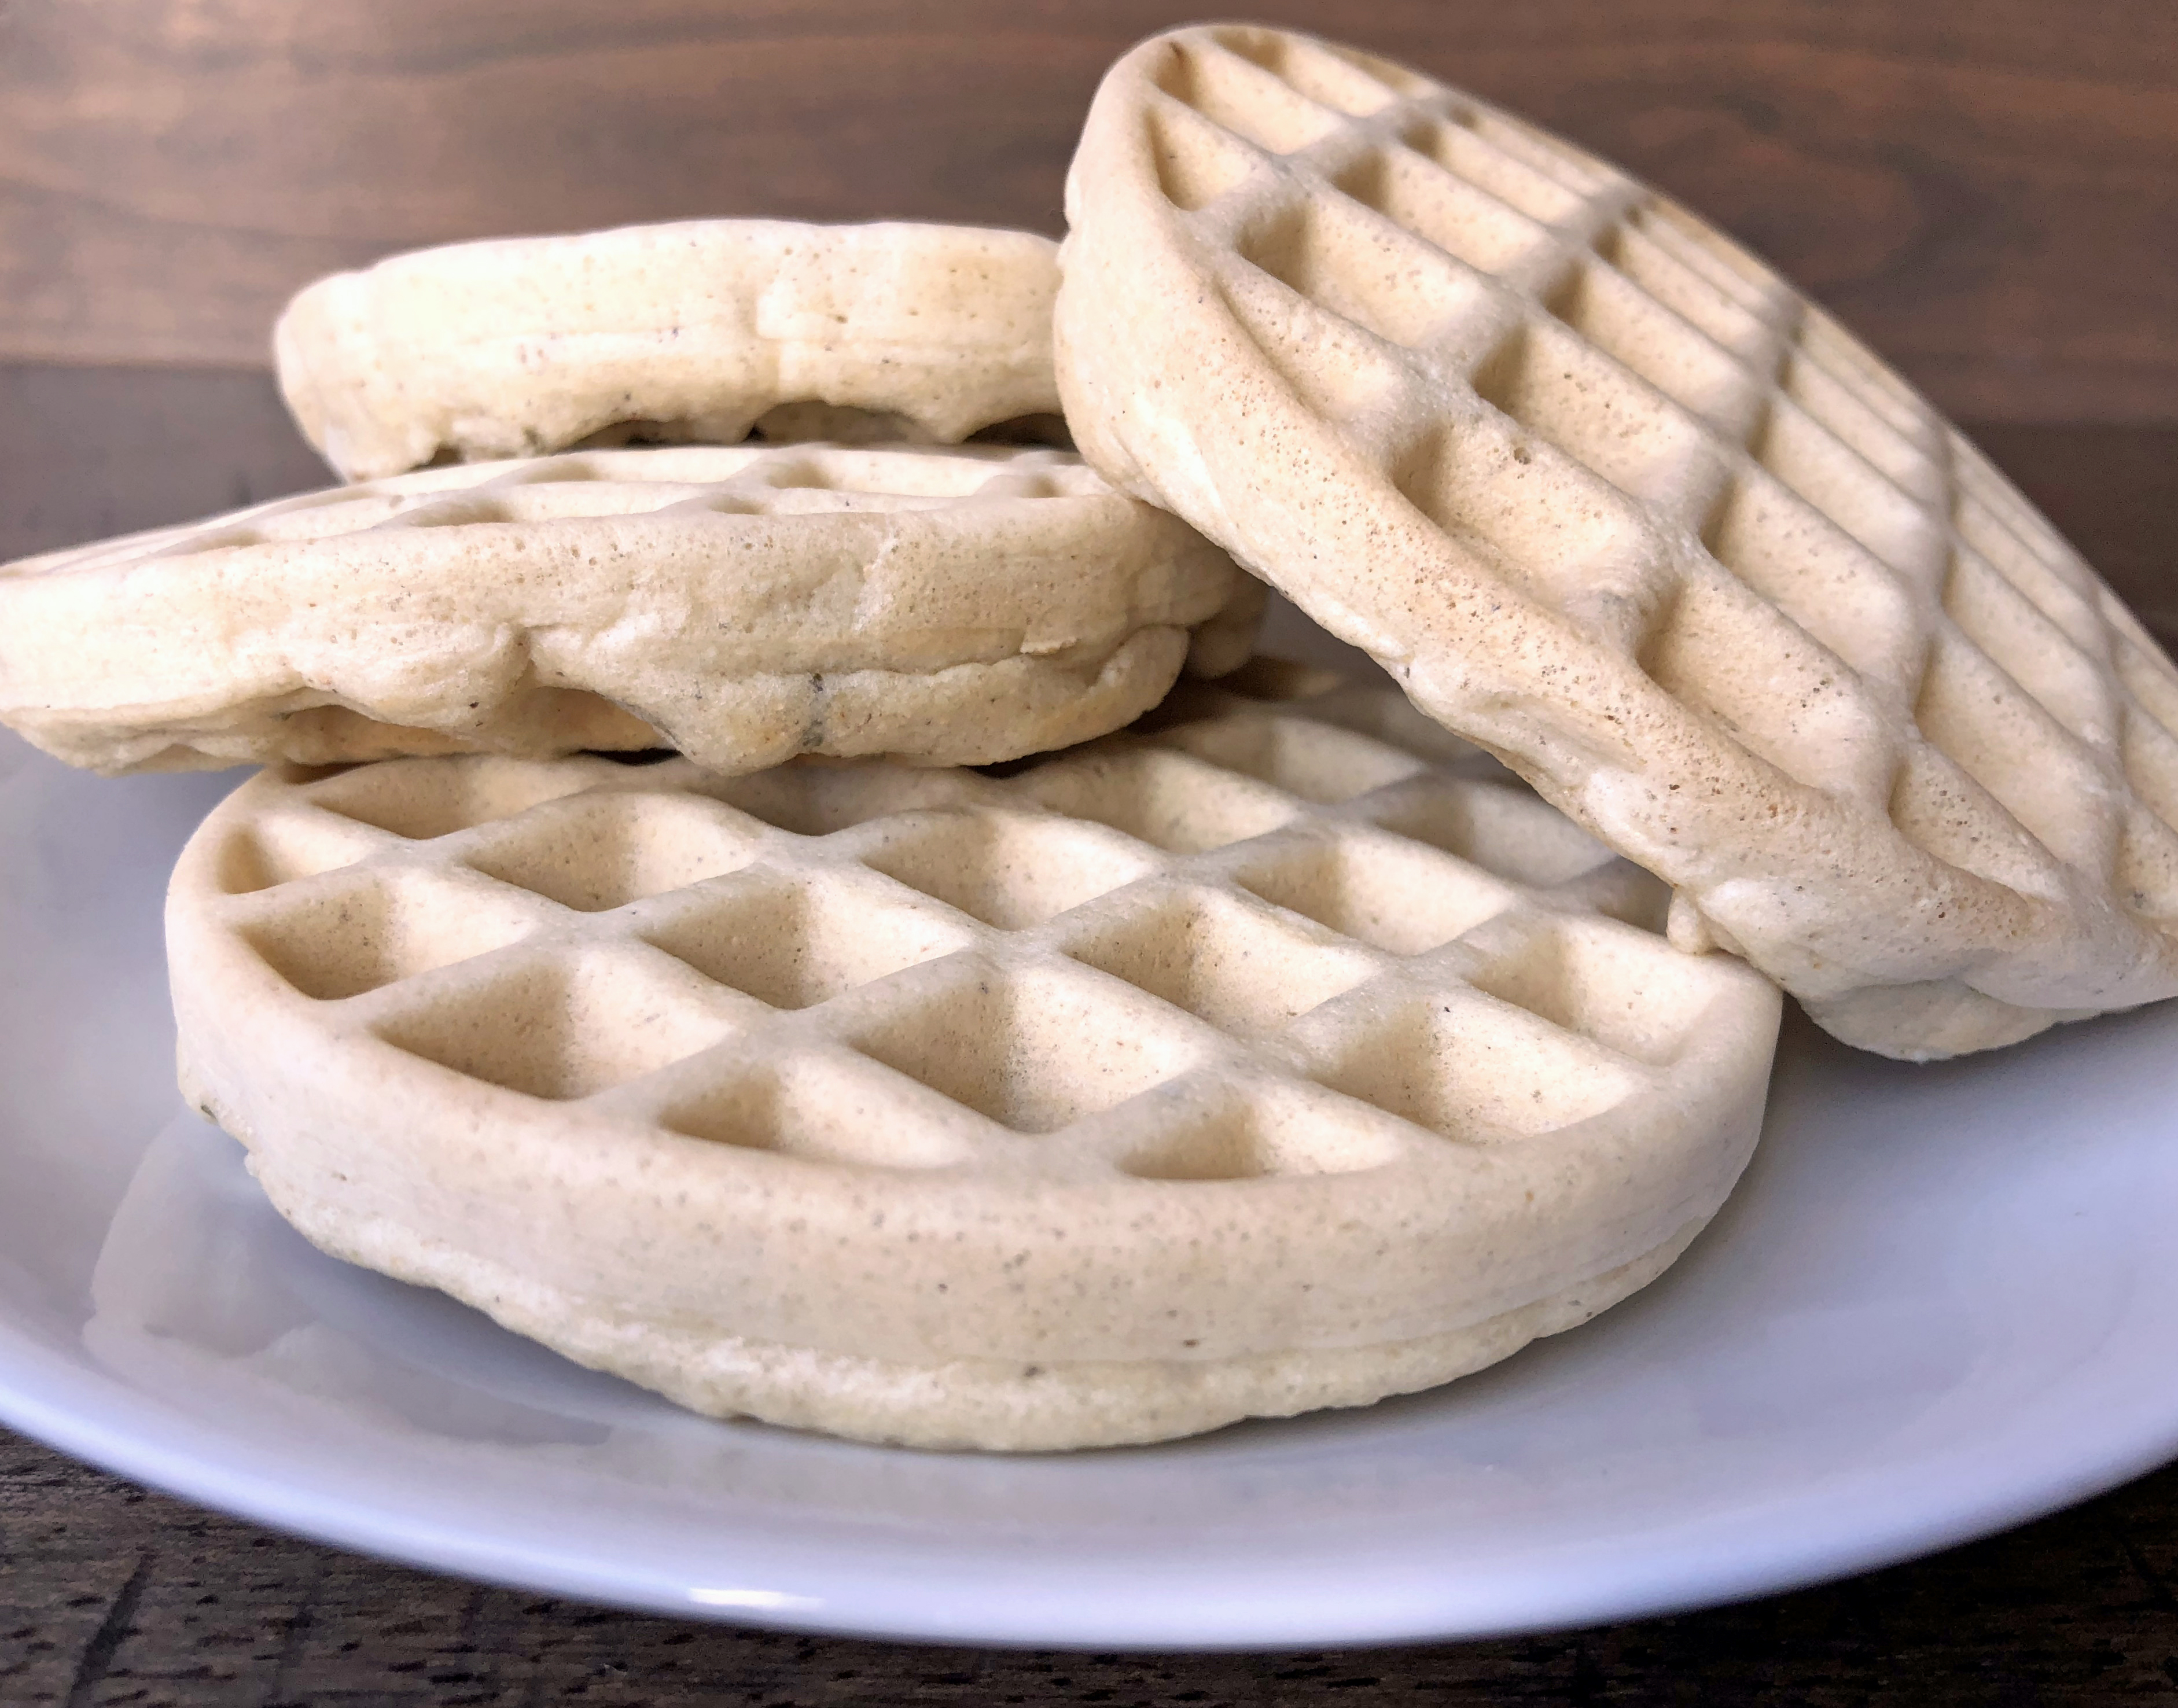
277;220;1066;480
1054;23;2178;1059
168;665;1781;1449
0;442;1260;776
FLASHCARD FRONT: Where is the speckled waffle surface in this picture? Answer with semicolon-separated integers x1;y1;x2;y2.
277;219;1065;480
0;442;1258;777
1055;23;2178;1058
166;664;1780;1450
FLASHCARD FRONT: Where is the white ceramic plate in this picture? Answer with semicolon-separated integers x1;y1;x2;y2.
3;717;2176;1651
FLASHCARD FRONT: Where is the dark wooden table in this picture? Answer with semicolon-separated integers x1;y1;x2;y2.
1;366;2176;1704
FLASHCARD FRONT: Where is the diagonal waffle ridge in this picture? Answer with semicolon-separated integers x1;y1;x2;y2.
1059;22;2178;1057
176;675;1769;1161
28;445;1130;576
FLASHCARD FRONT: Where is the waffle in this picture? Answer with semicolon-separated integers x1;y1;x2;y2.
1055;24;2178;1059
0;442;1260;776
278;220;1065;481
167;665;1781;1451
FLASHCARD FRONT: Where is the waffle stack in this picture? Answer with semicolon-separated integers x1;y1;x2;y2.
5;25;2170;1450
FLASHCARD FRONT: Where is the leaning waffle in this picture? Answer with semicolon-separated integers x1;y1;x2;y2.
168;666;1780;1451
278;220;1065;480
1056;23;2178;1059
0;442;1258;776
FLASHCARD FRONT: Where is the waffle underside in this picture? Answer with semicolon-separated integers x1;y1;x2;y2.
277;220;1066;480
1055;24;2178;1056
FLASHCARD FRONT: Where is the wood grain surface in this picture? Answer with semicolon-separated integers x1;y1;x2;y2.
0;360;2175;1698
3;2;2177;423
4;1434;2177;1705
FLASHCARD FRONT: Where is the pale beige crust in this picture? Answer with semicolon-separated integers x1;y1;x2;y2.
238;1150;1705;1452
166;669;1780;1451
0;443;1259;776
1054;24;2178;1059
277;220;1065;481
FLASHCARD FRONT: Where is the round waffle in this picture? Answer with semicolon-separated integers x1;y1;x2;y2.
1055;24;2178;1059
0;442;1259;776
168;664;1781;1451
278;220;1065;481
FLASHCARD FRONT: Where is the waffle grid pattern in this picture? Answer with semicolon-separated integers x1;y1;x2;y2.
1137;27;2178;904
1065;25;2178;1046
14;443;1099;581
192;671;1749;1186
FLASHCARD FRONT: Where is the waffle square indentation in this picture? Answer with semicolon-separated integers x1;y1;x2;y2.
1364;778;1618;888
471;480;720;523
1022;749;1298;854
210;488;393;544
1628;203;1773;316
465;792;761;912
659;1062;972;1169
1331;146;1549;277
1594;222;1772;365
1063;889;1379;1033
1700;473;1921;686
1636;573;1895;800
2114;808;2178;921
695;765;974;837
1753;403;1942;580
1469;319;1712;506
2114;635;2178;739
2122;709;2178;833
215;812;382;895
1235;835;1511;955
391;493;519;529
1941;553;2117;748
1217;267;1421;428
642;878;971;1010
1211;25;1409;116
1794;315;1929;437
1117;1083;1405;1180
1391;419;1648;611
1154;36;1343;155
1779;352;1941;503
1398;116;1584;226
1912;632;2113;871
375;957;735;1101
1885;744;2063;897
859;811;1157;929
848;969;1206;1134
1147;98;1262;212
1238;198;1487;352
1464;108;1613;196
1547;260;1755;426
241;873;535;1002
1463;920;1720;1066
1161;713;1429;803
1951;497;2106;653
1312;992;1648;1140
308;757;598;841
